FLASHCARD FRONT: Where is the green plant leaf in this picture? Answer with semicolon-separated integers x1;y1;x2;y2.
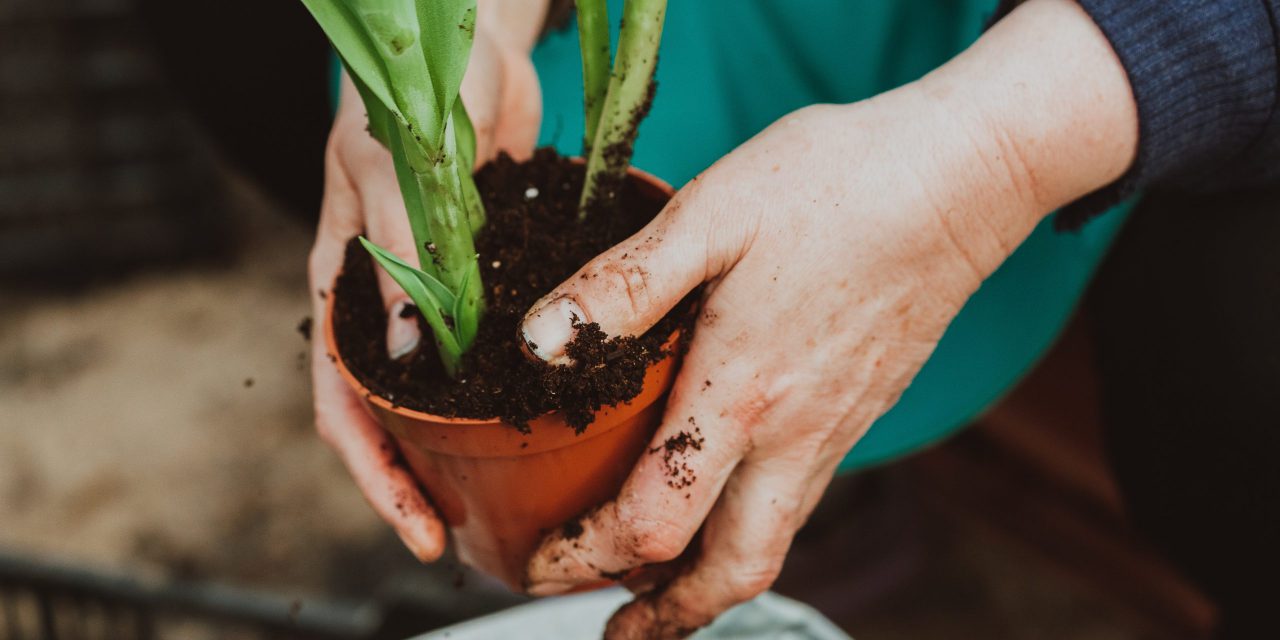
452;259;479;350
359;237;464;374
301;0;397;118
360;237;457;310
452;98;477;172
416;0;477;122
447;104;485;232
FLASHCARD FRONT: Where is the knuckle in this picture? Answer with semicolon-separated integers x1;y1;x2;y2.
599;260;655;321
724;561;782;601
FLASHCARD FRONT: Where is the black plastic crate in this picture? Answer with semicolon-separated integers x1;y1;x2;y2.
0;0;230;287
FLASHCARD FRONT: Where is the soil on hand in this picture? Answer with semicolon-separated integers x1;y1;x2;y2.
331;148;693;431
650;426;704;490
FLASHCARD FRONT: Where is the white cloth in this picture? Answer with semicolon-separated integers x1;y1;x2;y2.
412;588;851;640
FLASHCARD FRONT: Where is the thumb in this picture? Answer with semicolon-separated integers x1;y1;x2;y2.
520;196;722;364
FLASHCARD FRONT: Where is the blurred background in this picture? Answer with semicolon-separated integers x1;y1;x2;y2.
0;0;1218;638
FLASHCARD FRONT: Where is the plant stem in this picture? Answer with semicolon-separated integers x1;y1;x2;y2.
393;116;485;371
576;0;611;153
578;0;666;218
457;158;486;234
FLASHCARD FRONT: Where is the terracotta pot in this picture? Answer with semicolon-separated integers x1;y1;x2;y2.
323;167;679;589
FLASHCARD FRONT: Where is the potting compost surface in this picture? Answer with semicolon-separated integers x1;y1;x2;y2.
332;149;694;431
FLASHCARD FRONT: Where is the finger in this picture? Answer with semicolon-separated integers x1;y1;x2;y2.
492;51;541;161
339;134;423;360
460;31;503;166
525;343;756;594
312;356;447;562
309;107;366;311
620;547;695;597
520;189;735;364
603;458;805;640
310;131;445;563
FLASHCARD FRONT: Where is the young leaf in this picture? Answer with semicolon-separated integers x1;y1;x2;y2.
447;104;486;232
360;237;457;311
452;98;477;172
359;237;464;374
451;260;480;351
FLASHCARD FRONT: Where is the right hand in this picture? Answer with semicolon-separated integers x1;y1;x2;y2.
308;19;542;562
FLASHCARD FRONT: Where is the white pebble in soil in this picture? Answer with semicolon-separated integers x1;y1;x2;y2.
524;187;539;200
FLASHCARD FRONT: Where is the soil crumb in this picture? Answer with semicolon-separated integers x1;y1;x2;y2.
297;316;312;341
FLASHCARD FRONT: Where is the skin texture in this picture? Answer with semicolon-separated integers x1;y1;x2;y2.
521;0;1137;637
308;0;545;562
311;0;1138;636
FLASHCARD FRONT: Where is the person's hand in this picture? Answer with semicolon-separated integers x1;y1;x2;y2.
308;8;543;562
519;0;1138;636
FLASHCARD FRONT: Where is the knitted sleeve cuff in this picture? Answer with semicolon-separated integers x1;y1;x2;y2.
993;0;1279;229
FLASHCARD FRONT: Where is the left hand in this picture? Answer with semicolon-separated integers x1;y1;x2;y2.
518;0;1139;637
308;2;545;563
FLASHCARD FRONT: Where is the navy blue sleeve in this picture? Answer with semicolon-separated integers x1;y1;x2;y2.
992;0;1280;229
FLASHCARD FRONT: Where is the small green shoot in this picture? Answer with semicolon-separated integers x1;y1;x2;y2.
578;0;668;217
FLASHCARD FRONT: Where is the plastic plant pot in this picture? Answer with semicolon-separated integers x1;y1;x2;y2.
325;167;681;589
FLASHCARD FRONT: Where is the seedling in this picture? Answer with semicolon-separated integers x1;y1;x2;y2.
302;0;667;375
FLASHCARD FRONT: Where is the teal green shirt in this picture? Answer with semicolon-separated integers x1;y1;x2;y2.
531;0;1133;471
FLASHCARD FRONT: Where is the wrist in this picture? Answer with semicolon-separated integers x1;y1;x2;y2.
909;0;1138;270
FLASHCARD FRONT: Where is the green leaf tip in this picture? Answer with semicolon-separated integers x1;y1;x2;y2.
359;237;467;375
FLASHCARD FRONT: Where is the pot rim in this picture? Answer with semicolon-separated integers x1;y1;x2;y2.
324;297;682;427
323;162;676;427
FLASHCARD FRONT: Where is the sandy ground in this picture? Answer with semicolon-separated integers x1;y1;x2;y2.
0;181;395;598
0;174;1140;637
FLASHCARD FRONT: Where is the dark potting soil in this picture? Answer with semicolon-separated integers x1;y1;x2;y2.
331;148;694;432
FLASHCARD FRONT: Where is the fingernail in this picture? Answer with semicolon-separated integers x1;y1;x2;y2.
396;530;435;563
387;301;421;360
521;296;586;365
